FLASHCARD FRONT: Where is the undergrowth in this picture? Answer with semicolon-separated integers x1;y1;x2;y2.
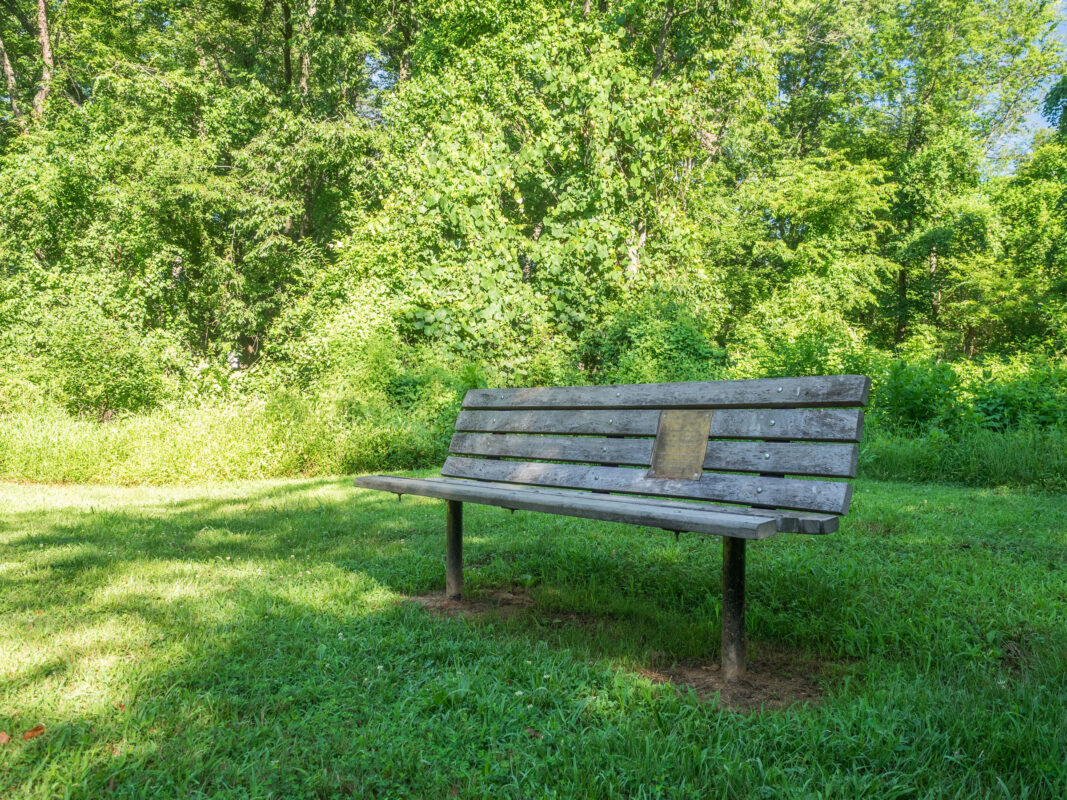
2;403;1065;490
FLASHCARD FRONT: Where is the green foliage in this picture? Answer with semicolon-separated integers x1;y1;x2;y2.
1;0;1066;486
873;360;963;431
579;297;728;384
728;282;874;378
1044;75;1067;135
42;311;173;418
868;355;1067;436
964;359;1067;431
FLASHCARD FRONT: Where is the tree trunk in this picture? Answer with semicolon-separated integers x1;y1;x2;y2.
0;32;24;128
281;1;293;88
397;21;412;83
626;221;647;278
32;0;54;118
894;268;907;343
298;0;316;97
928;244;940;321
651;3;675;84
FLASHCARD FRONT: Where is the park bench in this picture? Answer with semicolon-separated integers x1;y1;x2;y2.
353;374;869;680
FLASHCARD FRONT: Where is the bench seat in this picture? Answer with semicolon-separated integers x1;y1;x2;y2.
355;475;782;538
353;475;839;537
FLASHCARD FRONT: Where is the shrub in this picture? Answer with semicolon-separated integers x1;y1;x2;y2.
43;311;172;419
579;298;728;384
869;355;1067;434
726;283;872;379
0;370;47;414
963;358;1067;431
871;360;963;431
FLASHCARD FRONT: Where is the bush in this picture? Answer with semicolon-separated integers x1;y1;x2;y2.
0;370;47;414
963;358;1067;431
579;298;728;384
726;283;872;379
43;311;172;419
869;355;1067;434
871;360;963;431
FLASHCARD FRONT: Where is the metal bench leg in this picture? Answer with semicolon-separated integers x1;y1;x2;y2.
722;536;746;681
446;500;463;600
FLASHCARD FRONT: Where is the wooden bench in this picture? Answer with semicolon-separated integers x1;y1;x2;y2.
353;374;869;680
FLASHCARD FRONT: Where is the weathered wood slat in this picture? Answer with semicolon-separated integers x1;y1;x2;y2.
414;477;839;533
353;475;778;538
441;457;852;514
705;441;858;477
449;433;858;478
454;408;864;442
463;375;870;410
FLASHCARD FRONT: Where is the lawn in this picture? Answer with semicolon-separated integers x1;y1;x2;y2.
1;476;1065;798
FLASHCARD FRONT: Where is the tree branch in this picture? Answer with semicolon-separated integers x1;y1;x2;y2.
651;4;692;85
0;0;35;36
0;31;24;128
651;3;675;84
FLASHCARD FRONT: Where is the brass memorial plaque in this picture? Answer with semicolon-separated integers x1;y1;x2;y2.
647;409;713;481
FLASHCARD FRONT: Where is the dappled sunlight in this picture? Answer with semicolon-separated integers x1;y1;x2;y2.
4;616;156;715
90;564;233;609
0;477;1064;797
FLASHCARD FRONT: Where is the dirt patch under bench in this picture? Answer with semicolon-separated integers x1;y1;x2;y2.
640;645;830;712
409;588;537;618
408;590;837;712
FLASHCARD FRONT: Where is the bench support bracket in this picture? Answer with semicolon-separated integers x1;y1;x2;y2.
722;536;746;680
446;500;463;600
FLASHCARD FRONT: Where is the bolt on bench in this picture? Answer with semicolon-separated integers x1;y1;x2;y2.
353;375;869;680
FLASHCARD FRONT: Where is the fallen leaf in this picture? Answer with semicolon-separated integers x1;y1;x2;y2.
0;731;10;745
22;724;45;740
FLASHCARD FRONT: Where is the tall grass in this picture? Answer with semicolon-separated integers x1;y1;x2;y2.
2;399;1065;489
862;426;1067;490
0;398;451;485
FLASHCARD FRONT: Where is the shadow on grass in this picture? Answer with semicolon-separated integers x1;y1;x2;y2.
1;477;1066;797
0;489;864;671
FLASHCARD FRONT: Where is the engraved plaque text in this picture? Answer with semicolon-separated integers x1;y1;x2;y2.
647;409;712;480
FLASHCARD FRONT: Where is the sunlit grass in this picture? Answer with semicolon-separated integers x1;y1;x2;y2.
1;476;1065;798
4;405;1066;490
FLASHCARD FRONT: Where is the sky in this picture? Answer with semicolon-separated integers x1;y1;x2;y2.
1020;12;1067;138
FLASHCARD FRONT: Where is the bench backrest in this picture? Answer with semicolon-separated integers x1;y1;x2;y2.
443;375;869;515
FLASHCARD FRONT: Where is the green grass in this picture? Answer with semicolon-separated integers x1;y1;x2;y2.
0;400;449;485
1;476;1066;798
862;427;1067;490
